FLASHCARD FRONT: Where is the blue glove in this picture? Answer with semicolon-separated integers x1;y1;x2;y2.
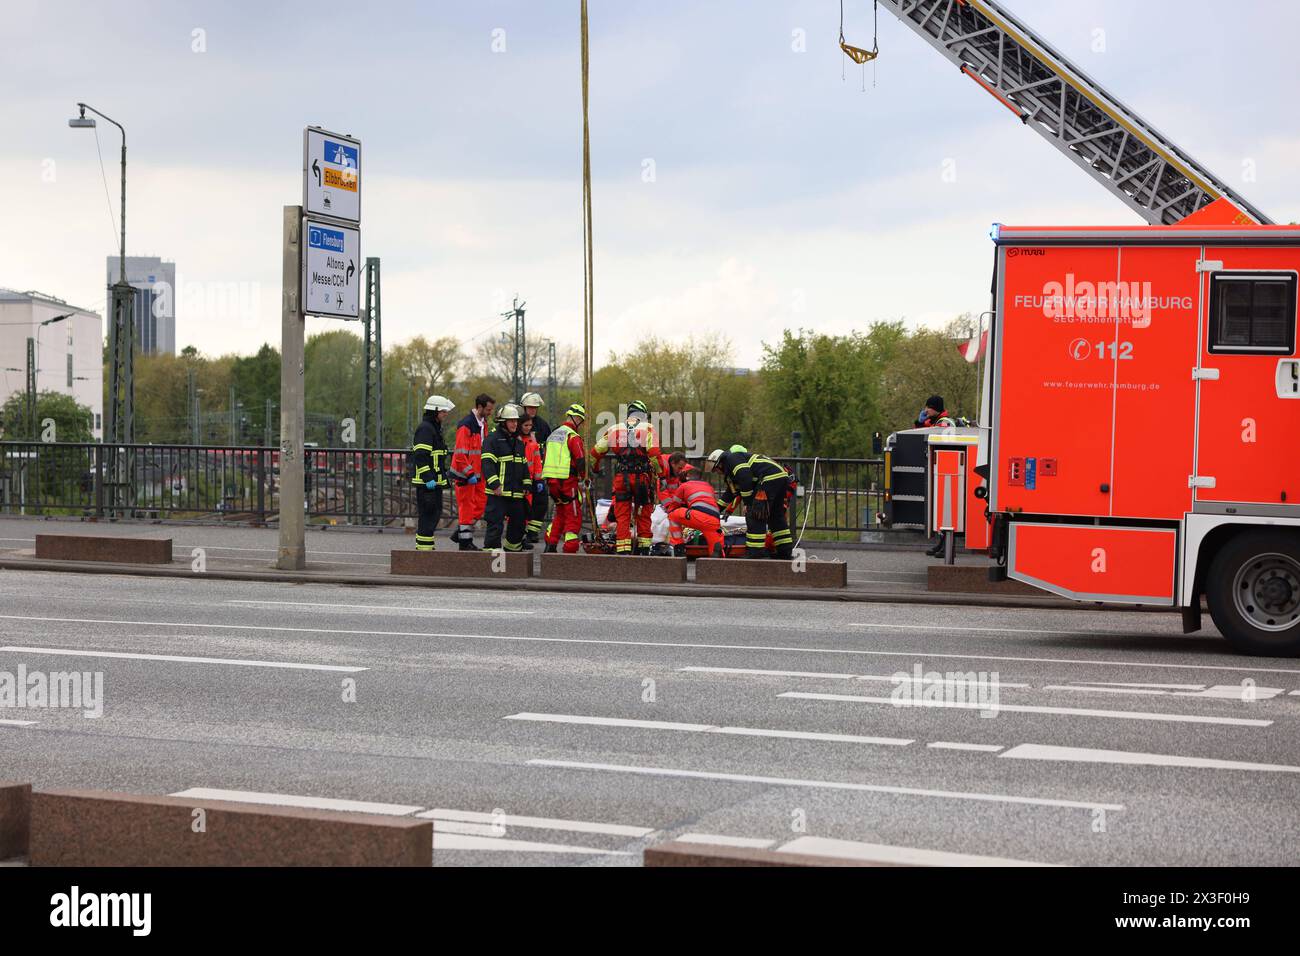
467;475;479;485
535;481;545;494
425;479;438;489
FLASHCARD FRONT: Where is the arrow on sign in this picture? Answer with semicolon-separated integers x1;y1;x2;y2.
346;259;355;283
312;158;321;186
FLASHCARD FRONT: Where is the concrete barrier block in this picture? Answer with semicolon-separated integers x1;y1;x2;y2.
0;782;31;859
693;558;847;588
29;790;432;867
35;534;172;565
644;841;874;867
927;564;1041;596
391;549;533;578
541;552;687;583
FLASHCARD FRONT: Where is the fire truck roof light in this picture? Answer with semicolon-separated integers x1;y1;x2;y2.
989;223;1002;242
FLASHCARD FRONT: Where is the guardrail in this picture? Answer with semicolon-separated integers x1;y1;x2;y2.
0;442;890;539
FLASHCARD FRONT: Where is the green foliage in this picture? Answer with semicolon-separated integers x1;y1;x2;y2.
0;390;95;441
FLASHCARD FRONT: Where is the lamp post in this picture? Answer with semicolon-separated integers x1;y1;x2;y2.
70;102;132;512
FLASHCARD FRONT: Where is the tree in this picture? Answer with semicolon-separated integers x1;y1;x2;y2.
0;390;94;442
304;329;363;444
760;327;897;458
388;335;464;396
472;331;552;399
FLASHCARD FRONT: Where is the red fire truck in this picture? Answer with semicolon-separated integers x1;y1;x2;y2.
856;1;1297;653
982;219;1299;656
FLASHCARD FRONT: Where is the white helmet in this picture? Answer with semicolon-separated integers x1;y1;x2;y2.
520;392;544;408
423;395;454;412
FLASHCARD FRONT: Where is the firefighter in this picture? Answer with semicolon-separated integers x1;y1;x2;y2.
449;393;495;550
707;447;794;559
591;400;661;554
519;413;546;543
481;403;530;552
519;393;550;544
520;392;552;445
410;394;454;552
658;452;725;558
917;395;956;428
542;403;588;553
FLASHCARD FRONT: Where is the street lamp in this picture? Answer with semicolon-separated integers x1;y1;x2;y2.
70;102;133;513
68;104;125;281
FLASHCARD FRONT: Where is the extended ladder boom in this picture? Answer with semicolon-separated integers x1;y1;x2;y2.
877;0;1272;225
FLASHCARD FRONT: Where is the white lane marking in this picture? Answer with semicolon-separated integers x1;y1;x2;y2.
223;600;534;615
1076;681;1207;690
1001;743;1300;774
927;741;1004;752
679;666;858;680
778;836;1057;867
677;834;775;848
679;665;1030;688
779;692;1273;727
1;646;365;673
432;821;502;837
1046;683;1285;700
851;622;1150;636
0;719;37;727
418;808;654;838
432;833;630;855
505;712;914;747
507;712;714;733
856;674;1031;689
528;759;1124;812
5;613;1297;676
1043;685;1175;697
169;787;422;816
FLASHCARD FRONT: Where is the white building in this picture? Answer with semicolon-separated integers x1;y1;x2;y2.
0;289;103;440
107;255;176;355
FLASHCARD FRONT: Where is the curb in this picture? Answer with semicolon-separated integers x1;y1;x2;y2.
0;556;1160;612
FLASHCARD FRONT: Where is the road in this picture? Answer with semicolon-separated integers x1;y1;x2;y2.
1;567;1297;866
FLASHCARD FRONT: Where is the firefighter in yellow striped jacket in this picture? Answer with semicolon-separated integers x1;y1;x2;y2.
480;403;532;552
411;395;454;551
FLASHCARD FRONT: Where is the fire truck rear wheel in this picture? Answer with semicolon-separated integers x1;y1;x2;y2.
1206;530;1300;657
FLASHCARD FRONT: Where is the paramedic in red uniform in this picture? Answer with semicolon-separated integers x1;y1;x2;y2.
542;403;588;554
658;452;725;558
449;393;495;550
591;400;661;554
656;450;686;554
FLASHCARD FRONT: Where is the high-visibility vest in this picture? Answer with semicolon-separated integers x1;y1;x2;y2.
542;424;575;479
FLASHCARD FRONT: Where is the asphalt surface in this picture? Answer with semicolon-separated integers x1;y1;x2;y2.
1;566;1297;867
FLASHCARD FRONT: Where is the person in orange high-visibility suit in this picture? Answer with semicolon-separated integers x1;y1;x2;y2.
590;400;660;555
658;452;725;558
448;393;495;550
655;450;686;554
542;404;588;554
519;414;545;525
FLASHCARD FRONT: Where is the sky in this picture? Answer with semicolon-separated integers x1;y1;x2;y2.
3;0;1298;369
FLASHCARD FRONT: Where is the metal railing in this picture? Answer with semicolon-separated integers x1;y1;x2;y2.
0;442;890;538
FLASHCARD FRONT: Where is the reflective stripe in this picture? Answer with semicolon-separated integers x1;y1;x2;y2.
453;447;480;456
412;443;434;452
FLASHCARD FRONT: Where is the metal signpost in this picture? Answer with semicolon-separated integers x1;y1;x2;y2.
276;126;361;570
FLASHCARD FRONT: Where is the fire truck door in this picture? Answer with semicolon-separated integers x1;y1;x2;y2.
1194;248;1300;508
